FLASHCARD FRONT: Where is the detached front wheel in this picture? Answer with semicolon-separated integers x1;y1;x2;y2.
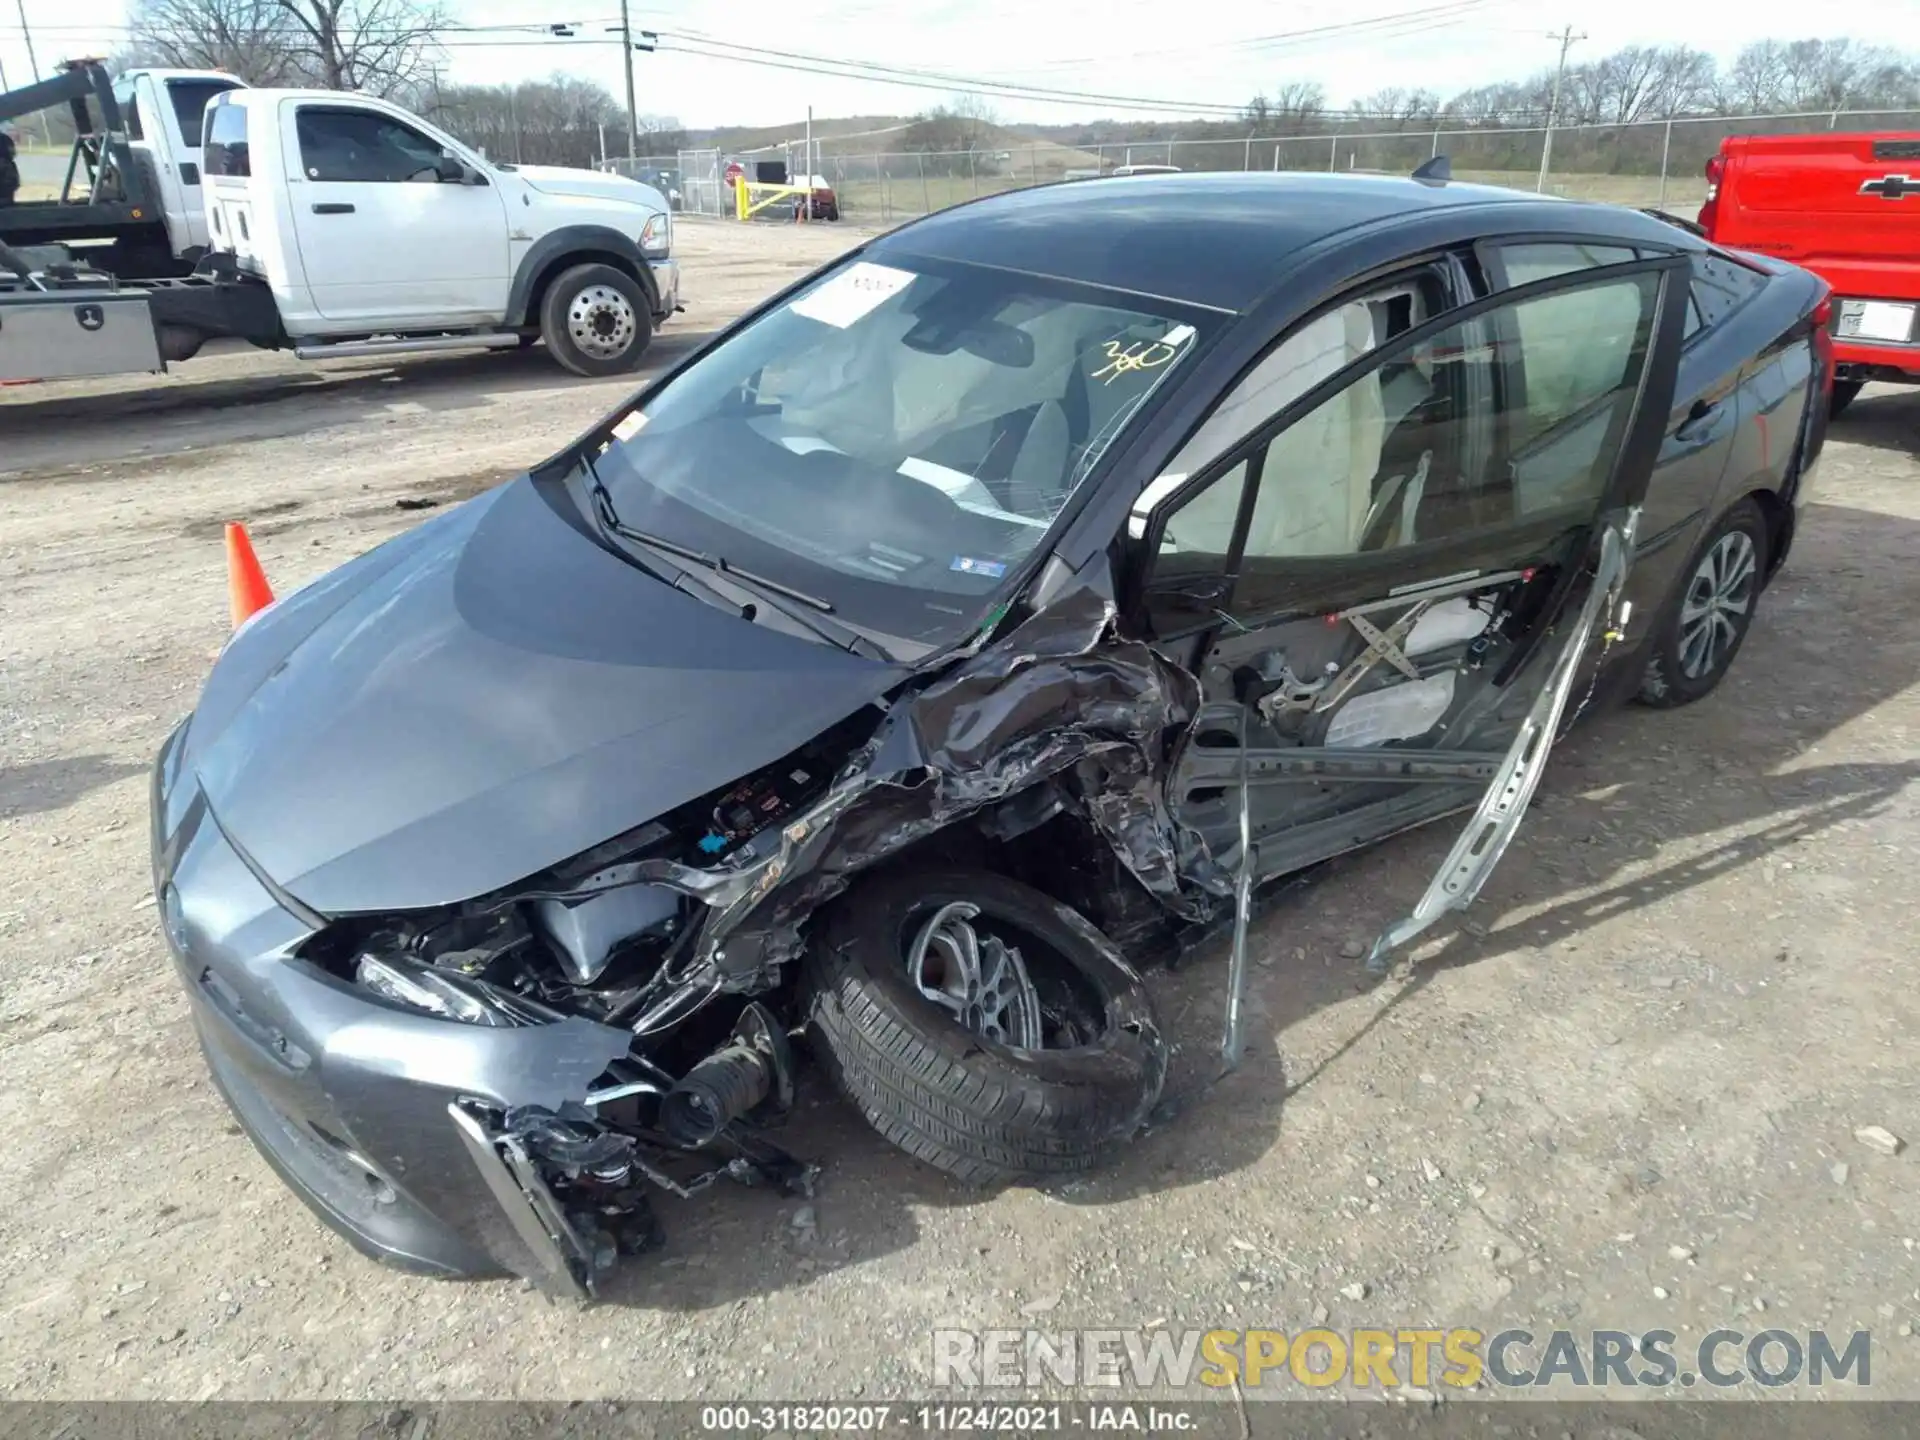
804;868;1167;1186
540;263;654;377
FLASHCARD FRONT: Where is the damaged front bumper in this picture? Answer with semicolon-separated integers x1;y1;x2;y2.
154;728;653;1297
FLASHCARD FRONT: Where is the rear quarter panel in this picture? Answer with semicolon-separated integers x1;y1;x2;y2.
1708;261;1825;568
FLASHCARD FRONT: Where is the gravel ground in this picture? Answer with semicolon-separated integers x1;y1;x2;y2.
1;219;1917;1403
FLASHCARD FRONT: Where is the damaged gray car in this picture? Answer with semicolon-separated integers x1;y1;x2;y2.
151;171;1833;1297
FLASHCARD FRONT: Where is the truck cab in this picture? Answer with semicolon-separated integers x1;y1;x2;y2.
1699;131;1920;413
200;87;679;374
111;68;247;258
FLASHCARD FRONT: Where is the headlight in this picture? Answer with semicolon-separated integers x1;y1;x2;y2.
356;952;527;1027
640;210;671;259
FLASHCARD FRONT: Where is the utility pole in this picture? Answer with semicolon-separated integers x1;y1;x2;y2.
13;0;53;146
14;0;39;84
618;0;639;161
605;11;657;164
1536;24;1585;193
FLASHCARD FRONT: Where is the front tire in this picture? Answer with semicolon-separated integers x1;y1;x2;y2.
539;263;653;377
1635;498;1769;708
804;868;1167;1186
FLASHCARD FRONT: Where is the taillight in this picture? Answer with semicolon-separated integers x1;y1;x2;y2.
1697;154;1724;232
1811;284;1835;395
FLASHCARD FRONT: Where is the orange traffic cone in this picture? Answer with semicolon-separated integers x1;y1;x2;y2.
225;522;275;630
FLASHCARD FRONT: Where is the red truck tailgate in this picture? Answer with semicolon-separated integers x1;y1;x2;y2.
1709;133;1920;304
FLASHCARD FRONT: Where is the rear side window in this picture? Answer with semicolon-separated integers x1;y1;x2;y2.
296;108;447;183
202;99;250;177
168;79;240;150
1499;242;1639;286
1690;253;1767;331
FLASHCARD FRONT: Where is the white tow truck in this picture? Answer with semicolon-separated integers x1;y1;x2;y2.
1;79;680;381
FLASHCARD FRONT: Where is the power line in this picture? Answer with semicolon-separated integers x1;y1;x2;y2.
652;32;1252;114
4;7;1602;125
993;0;1493;71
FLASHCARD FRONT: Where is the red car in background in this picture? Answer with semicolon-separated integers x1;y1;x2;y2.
1698;131;1920;416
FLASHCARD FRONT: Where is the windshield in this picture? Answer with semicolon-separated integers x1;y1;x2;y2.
595;255;1206;646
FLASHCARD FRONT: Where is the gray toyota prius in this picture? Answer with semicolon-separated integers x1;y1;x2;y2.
151;170;1833;1296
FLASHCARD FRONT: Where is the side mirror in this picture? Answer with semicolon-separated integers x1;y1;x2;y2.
435;150;464;183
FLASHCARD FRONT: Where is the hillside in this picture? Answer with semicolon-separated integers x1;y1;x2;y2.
690;115;1102;170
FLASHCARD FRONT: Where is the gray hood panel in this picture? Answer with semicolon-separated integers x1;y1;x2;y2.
187;478;899;915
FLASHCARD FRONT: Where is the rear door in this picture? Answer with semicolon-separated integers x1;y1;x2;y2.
1489;242;1749;648
1719;134;1920;314
282;101;510;325
1134;249;1688;927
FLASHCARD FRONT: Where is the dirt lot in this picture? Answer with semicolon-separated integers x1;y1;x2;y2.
2;218;1917;1404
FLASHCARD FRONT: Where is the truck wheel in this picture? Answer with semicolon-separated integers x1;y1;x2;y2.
1829;380;1863;420
540;264;653;377
804;867;1167;1186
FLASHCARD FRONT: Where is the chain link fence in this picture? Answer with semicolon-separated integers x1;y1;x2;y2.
623;108;1919;227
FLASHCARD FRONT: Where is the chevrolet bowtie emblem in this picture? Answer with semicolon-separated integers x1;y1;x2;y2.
1860;174;1920;200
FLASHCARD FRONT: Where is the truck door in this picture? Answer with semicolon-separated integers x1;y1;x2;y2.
283;101;510;326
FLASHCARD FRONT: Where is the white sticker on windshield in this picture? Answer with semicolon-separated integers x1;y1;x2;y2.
789;262;916;329
611;410;648;442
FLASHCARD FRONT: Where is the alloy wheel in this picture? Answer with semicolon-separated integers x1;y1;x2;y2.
1677;529;1757;680
906;902;1044;1049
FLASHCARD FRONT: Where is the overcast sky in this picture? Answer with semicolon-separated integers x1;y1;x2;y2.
5;0;1917;129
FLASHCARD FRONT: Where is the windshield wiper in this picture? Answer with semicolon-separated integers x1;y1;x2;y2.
577;450;750;612
579;452;890;661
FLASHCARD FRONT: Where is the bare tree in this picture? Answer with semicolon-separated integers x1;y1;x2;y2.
1719;38;1920;113
127;0;302;83
272;0;446;94
1270;80;1326;132
1352;86;1441;127
431;74;656;168
125;0;447;94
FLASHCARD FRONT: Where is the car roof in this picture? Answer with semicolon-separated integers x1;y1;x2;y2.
870;171;1606;313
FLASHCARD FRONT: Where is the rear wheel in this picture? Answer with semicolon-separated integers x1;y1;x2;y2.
804;868;1167;1186
1636;498;1769;708
1829;380;1864;419
539;263;653;377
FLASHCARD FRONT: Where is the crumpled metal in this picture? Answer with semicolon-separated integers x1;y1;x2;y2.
625;562;1228;986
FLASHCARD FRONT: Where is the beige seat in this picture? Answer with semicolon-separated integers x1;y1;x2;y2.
1159;303;1386;559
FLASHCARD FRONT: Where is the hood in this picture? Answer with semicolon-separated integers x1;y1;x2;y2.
513;164;668;211
182;477;902;916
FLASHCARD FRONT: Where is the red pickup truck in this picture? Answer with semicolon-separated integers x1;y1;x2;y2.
1698;131;1920;417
